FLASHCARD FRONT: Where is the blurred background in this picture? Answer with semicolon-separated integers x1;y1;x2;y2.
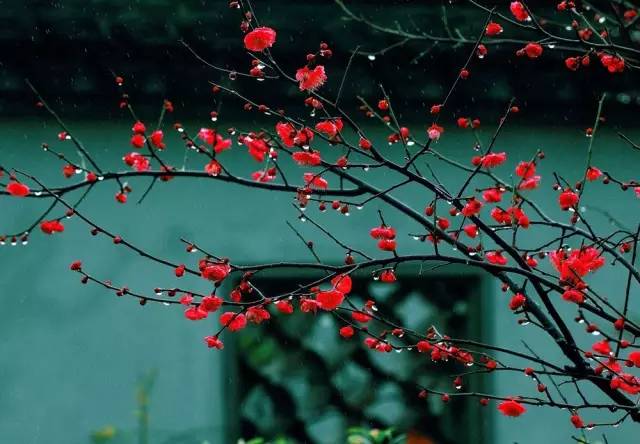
1;1;640;443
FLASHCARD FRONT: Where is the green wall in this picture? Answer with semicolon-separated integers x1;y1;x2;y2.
1;118;639;443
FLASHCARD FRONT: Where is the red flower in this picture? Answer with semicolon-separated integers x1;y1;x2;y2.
427;123;444;140
124;152;150;172
498;399;526;417
592;340;612;356
244;136;270;162
331;274;352;294
600;54;625;73
519;175;540;190
352;311;372;323
204;335;224;350
130;134;145;148
559;189;579;210
461;199;482;217
200;296;223;313
300;298;321;313
486;251;508;265
316;289;344;311
457;117;469;128
315;119;343;138
510;1;529;21
570;414;584;429
549;247;604;284
62;164;76;178
149;130;165;149
292;150;322;166
303;172;328;189
378;239;397;251
524;43;543;59
586;166;602;181
480;152;507;168
180;294;193;306
204;159;222;177
627;351;640;367
198;128;232;153
562;288;585;304
252;169;277;183
515;161;536;179
40;220;65;235
359;138;372;150
437;217;450;230
185;307;208;321
115;192;127;203
565;57;580;71
463;224;478;238
132;121;146;134
200;262;231;282
70;261;82;271
611;373;640;395
6;181;30;197
296;65;327;91
485;22;503;36
482;188;503;203
276;122;314;147
246;306;271;324
370;226;396;240
275;300;294;314
219;312;247;331
380;269;397;282
509;293;526;310
243;27;276;52
339;326;355;339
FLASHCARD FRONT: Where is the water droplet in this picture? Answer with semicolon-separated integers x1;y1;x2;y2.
21;240;28;245
211;116;218;122
163;302;170;306
256;77;265;82
407;140;415;146
598;16;606;23
300;217;306;222
228;71;237;80
547;44;556;49
75;168;82;174
343;212;350;217
97;176;104;181
367;54;376;61
592;331;601;336
34;191;42;196
356;205;363;210
363;167;370;172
